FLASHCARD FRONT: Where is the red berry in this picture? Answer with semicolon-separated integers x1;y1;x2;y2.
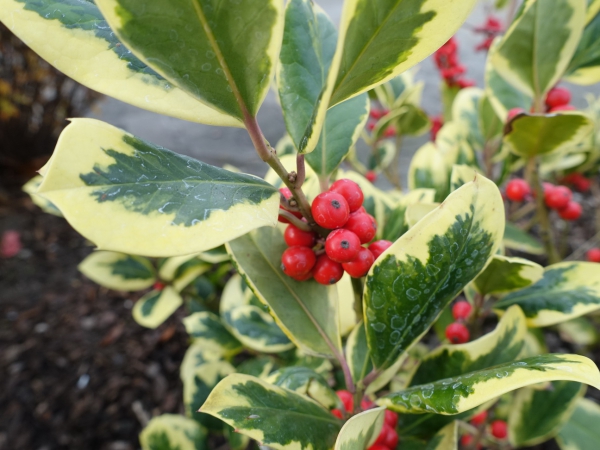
344;213;377;244
336;390;354;412
384;126;396;137
367;121;376;131
311;192;350;229
507;107;525;121
545;87;571;109
550;104;576;112
361;398;375;410
460;434;482;449
290;269;314;282
491;420;508;439
366;171;377;183
284;223;316;247
470;410;488;426
431;115;443;141
367;445;389;450
330;179;364;212
153;281;166;291
281;246;316;278
544;185;572;210
325;229;361;263
452;301;472;320
446;322;470;344
505;179;531;202
278;187;303;224
373;424;392;446
384;410;398;428
558;201;582;221
313;255;344;285
342;247;375;278
384;426;399;448
331;409;343;419
369;240;393;260
587;248;600;263
574;177;591;192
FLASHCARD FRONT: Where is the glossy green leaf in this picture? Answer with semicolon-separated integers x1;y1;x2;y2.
140;414;207;450
227;226;341;357
334;407;385;450
503;222;544;255
266;367;339;409
182;312;242;356
0;0;239;126
305;94;369;173
473;255;544;296
38;119;279;257
492;0;586;99
132;286;183;329
566;6;600;85
509;381;585;446
96;0;283;120
556;397;600;450
379;354;600;415
78;251;156;291
364;175;504;370
503;113;593;157
201;374;342;450
495;262;600;327
408;143;449;202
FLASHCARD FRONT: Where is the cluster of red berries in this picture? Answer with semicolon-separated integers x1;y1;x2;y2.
507;87;575;120
445;300;472;344
561;172;591;192
367;107;396;138
434;37;475;89
473;16;503;52
332;391;399;450
505;178;583;221
461;411;507;448
279;180;393;285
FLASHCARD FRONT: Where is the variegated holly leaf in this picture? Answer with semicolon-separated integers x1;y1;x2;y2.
566;4;600;85
451;88;485;151
337;273;357;337
334;407;385;450
408;143;449;202
201;374;342;450
368;140;396;173
503;113;593;157
132;286;182;329
180;342;223;384
509;381;585;447
0;0;239;127
22;175;62;217
380;189;436;242
139;414;207;450
449;165;479;193
492;0;586;99
38;119;279;257
346;322;372;385
363;175;504;370
172;259;211;292
78;251;156;291
404;422;457;450
224;424;250;450
473;255;544;296
182;312;242;357
557;397;600;450
227;227;341;358
95;0;282;121
266;367;339;409
379;354;600;415
494;262;600;327
236;356;276;380
158;255;199;281
558;317;599;346
504;222;544;255
405;203;439;228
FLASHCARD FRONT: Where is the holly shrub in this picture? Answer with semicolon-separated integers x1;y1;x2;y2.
5;0;600;449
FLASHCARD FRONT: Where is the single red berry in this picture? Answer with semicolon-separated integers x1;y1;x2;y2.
336;390;354;412
384;126;396;137
331;409;343;419
505;179;531;202
290;269;314;282
278;187;303;224
342;247;375;278
544;185;572;210
507;107;525;121
361;398;375;410
384;426;399;448
284;223;316;247
452;301;472;320
558;201;582;221
369;240;393;260
384;410;398;428
545;87;571;109
153;281;166;291
575;178;591;192
491;420;508;439
431;115;443;141
311;192;350;229
366;171;377;183
330;179;364;212
446;322;470;344
587;248;600;263
367;445;389;450
373;424;393;446
460;434;482;449
281;246;316;278
550;104;576;112
344;213;377;244
313;255;344;285
325;229;361;263
470;410;488;426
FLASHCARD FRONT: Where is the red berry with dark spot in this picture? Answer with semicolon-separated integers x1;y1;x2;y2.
344;213;377;244
452;300;472;320
313;254;344;285
325;229;361;263
366;171;377;183
369;240;393;260
505;179;530;202
281;246;316;278
491;420;508;439
470;410;488;426
153;281;166;291
311;192;350;229
545;185;572;210
384;410;398;428
446;322;470;344
278;187;303;224
587;248;600;263
342;247;375;278
330;179;364;212
284;223;316;247
545;87;571;109
336;390;354;412
331;409;343;419
558;201;582;221
507;107;525;121
550;104;576;112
